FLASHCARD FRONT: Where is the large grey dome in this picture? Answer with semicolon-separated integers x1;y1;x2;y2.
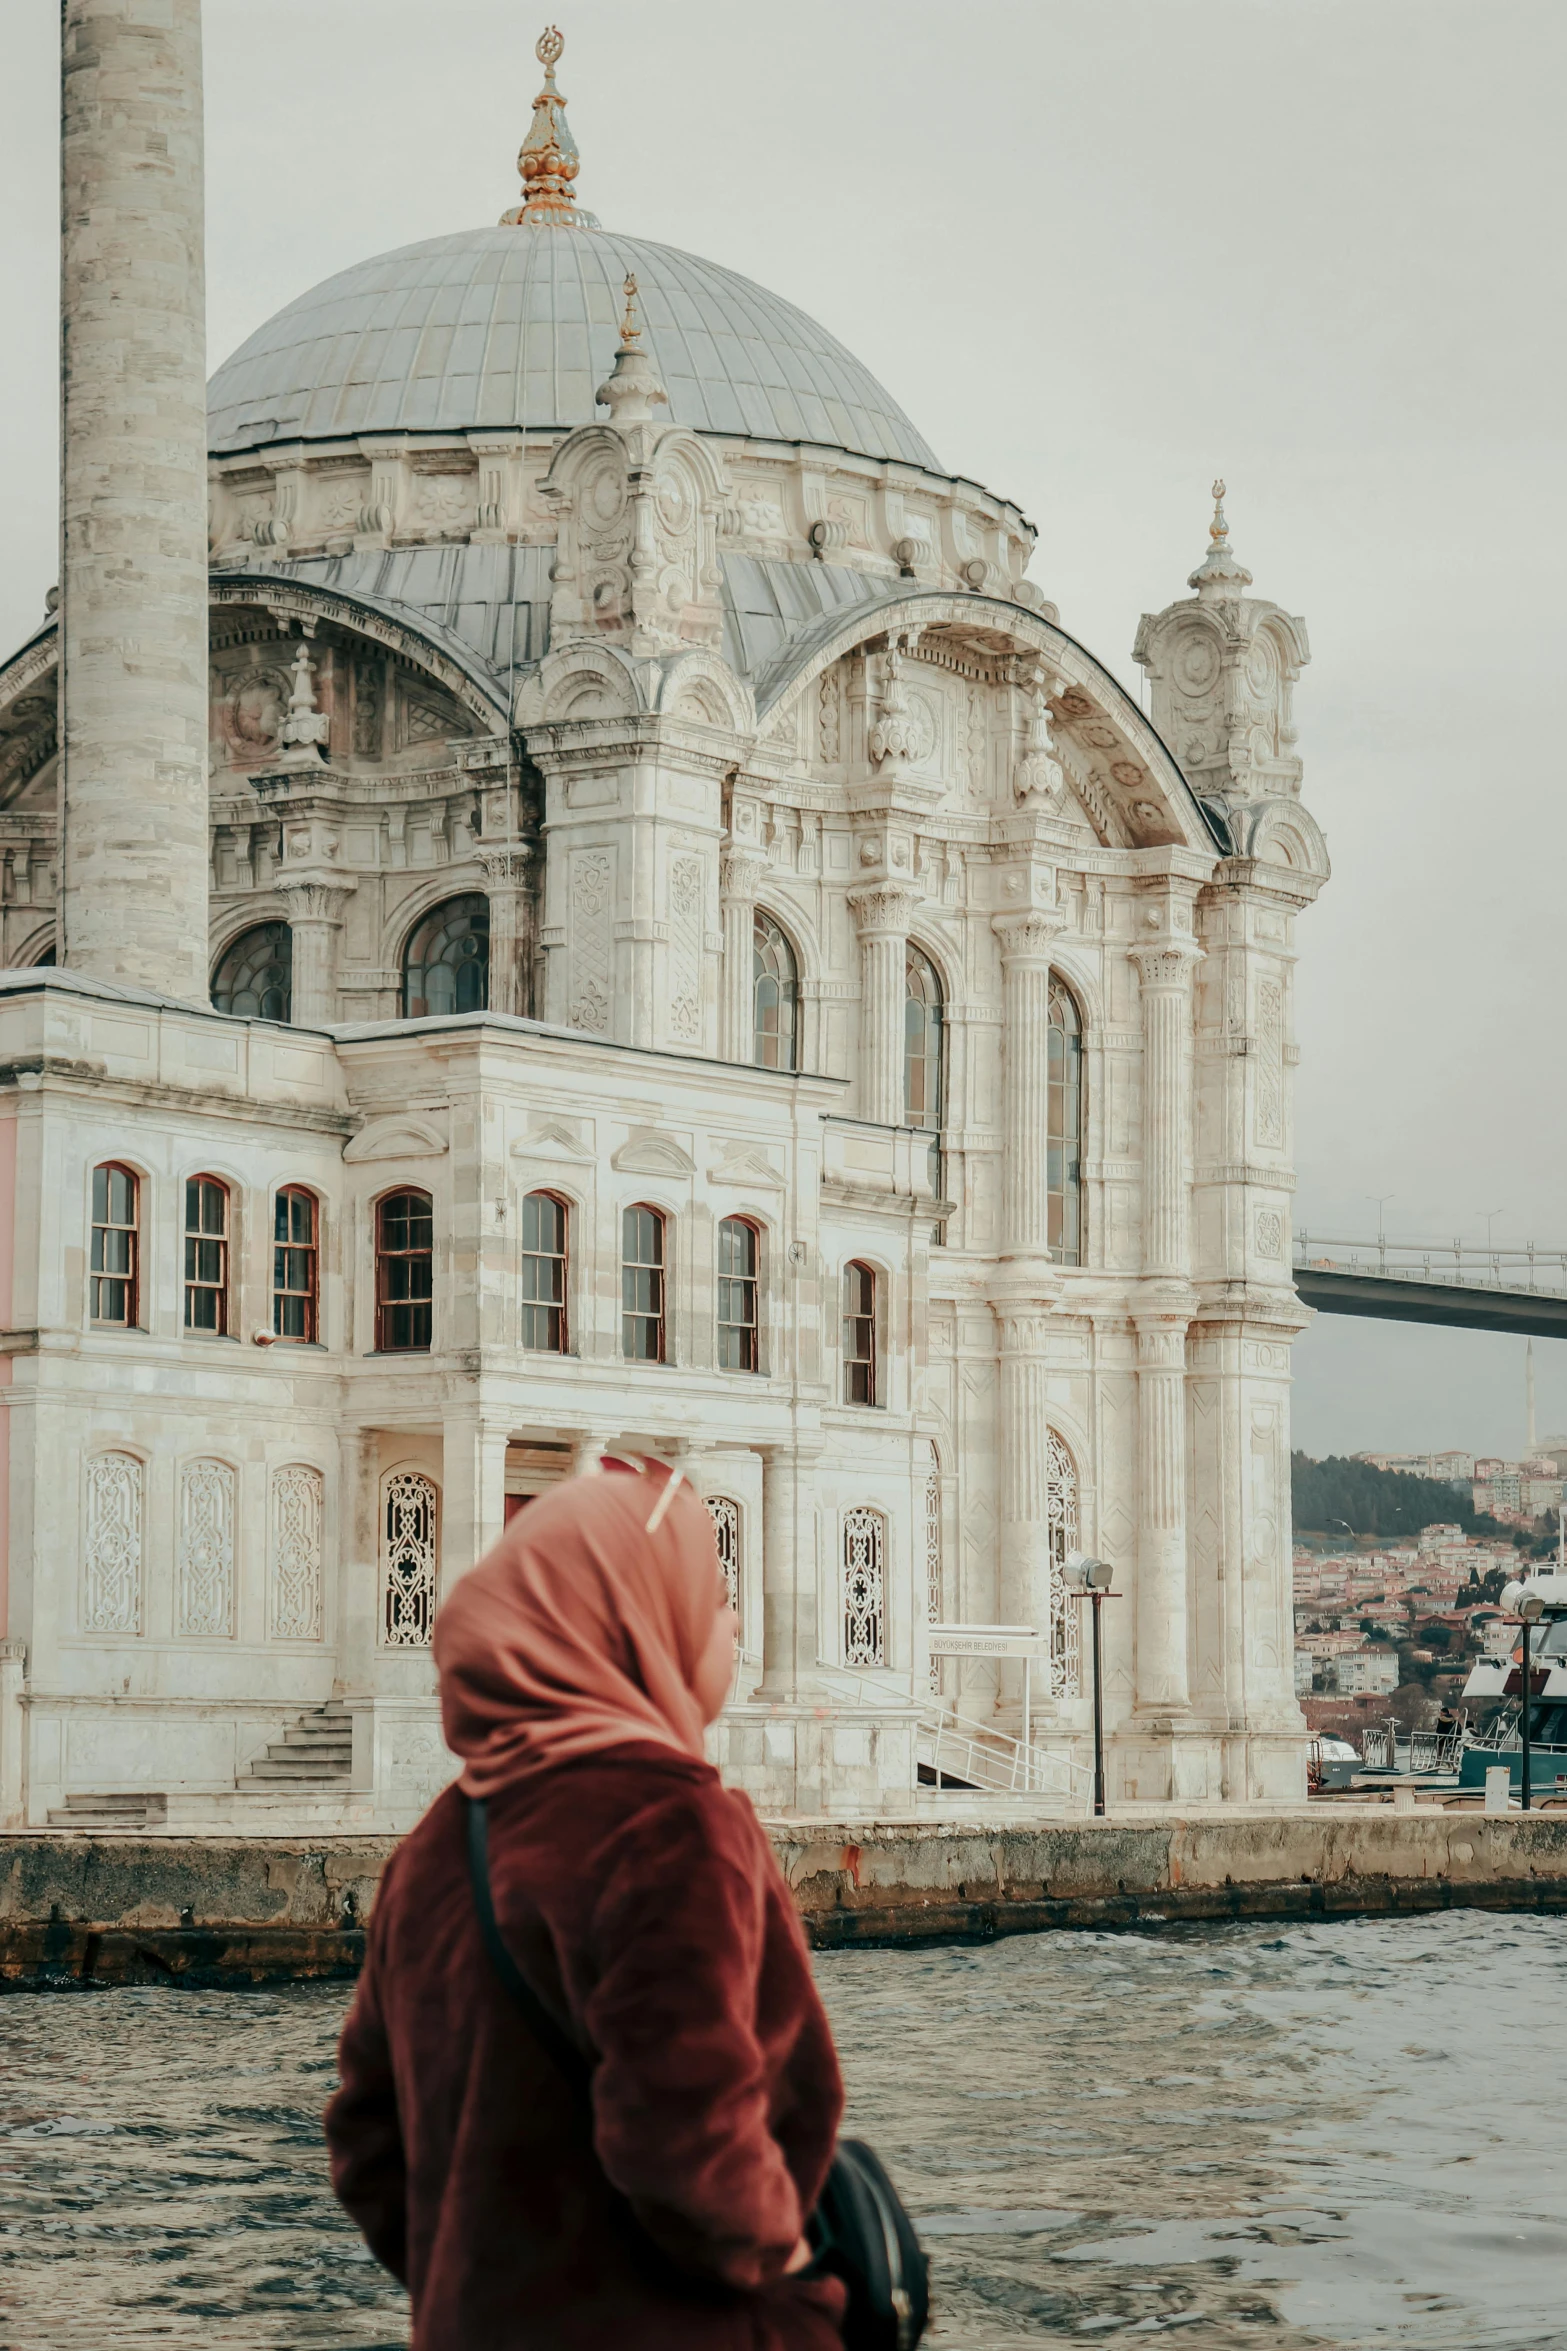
207;225;941;473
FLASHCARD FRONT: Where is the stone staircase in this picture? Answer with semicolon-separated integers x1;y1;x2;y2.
239;1701;353;1792
47;1790;168;1830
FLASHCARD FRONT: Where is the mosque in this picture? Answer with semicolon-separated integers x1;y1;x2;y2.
0;13;1328;1831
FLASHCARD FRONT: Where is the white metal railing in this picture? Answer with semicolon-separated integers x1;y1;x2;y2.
1294;1231;1567;1297
726;1650;1092;1807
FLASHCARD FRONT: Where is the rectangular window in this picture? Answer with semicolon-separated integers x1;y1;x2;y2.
273;1188;319;1342
90;1164;139;1327
521;1192;569;1352
184;1177;230;1335
622;1205;666;1362
376;1191;434;1352
843;1262;877;1407
717;1217;759;1373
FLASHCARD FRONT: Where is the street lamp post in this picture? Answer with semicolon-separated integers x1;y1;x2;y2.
1063;1552;1116;1818
1518;1589;1544;1812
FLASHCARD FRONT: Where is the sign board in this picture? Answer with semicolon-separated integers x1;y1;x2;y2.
927;1623;1040;1660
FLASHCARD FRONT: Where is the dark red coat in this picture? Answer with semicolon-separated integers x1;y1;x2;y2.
325;1746;847;2350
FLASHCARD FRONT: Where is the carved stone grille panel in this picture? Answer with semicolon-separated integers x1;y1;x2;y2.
1046;1429;1081;1697
925;1451;942;1694
567;849;612;1033
83;1452;142;1635
383;1470;439;1647
178;1458;235;1637
668;856;704;1041
270;1464;324;1641
843;1507;886;1668
1253;978;1284;1147
704;1494;740;1616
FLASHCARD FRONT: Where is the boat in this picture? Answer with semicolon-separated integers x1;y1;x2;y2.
1458;1572;1567;1794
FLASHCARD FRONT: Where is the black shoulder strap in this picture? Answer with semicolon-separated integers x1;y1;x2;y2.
464;1793;592;2101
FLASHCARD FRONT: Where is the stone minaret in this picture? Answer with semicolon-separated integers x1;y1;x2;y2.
59;0;210;1003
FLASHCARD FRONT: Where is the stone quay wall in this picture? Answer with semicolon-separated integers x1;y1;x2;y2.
5;1812;1567;1986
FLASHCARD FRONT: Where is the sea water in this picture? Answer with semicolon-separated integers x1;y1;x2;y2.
0;1912;1562;2349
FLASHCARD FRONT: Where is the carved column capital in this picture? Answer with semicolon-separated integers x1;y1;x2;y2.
476;843;534;890
719;846;770;903
846;880;922;938
276;871;357;926
991;907;1065;966
1128;937;1203;990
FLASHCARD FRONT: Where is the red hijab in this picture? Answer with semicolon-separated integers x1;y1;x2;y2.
434;1459;726;1798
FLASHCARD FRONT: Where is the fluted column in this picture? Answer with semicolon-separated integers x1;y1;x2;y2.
59;0;210;1002
719;849;768;1062
478;845;534;1018
997;1308;1055;1639
1134;1317;1191;1710
758;1440;823;1700
277;877;356;1027
1128;938;1202;1275
992;909;1065;1252
847;883;921;1126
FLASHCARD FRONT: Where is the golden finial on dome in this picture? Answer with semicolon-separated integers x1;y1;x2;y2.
1209;478;1230;550
499;24;601;230
1187;475;1253;595
619;274;641;343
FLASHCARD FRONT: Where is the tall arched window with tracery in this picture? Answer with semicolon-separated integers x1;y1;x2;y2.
403;895;489;1019
382;1469;439;1647
212;923;292;1022
703;1494;741;1617
1045;1428;1081;1696
843;1506;887;1667
905;944;945;1209
752;912;799;1071
1048;980;1084;1266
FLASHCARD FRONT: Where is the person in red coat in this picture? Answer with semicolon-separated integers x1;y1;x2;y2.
325;1454;848;2350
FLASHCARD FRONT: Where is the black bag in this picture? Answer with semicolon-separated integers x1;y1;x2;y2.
465;1795;929;2351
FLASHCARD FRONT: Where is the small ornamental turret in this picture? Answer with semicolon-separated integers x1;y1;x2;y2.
277;642;330;761
594;275;669;426
1134;480;1309;811
499;26;602;229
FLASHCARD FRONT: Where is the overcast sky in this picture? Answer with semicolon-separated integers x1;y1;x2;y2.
4;0;1563;1457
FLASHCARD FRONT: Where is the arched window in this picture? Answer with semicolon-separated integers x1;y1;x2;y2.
622;1205;666;1362
717;1217;759;1372
752;912;799;1071
403;895;489;1019
382;1469;439;1647
1046;1428;1081;1697
32;943;55;968
704;1494;741;1615
273;1187;319;1343
212;923;292;1022
1048;980;1084;1266
904;946;944;1131
376;1190;433;1351
90;1162;139;1327
184;1176;230;1335
521;1191;569;1353
843;1506;887;1667
842;1261;877;1407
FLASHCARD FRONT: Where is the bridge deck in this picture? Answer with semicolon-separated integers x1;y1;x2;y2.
1295;1264;1567;1338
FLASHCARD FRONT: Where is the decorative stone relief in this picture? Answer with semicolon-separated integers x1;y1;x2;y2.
567;848;613;1032
1253;979;1284;1146
269;1464;323;1641
382;1470;439;1647
1255;1208;1285;1259
83;1452;142;1636
220;668;287;759
704;1494;740;1615
667;855;704;1041
818;667;841;765
178;1458;235;1637
868;635;933;766
1045;1429;1081;1699
842;1507;886;1667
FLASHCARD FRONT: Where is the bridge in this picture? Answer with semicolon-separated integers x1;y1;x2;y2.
1293;1235;1567;1338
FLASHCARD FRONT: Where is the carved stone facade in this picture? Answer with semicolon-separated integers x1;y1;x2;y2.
0;24;1329;1829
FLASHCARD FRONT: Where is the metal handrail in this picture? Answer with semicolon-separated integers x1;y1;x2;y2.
1294;1230;1567;1297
